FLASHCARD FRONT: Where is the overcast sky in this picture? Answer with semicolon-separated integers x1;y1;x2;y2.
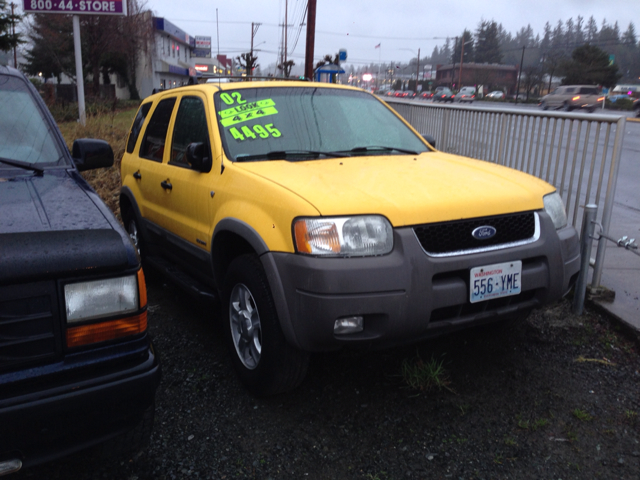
147;0;636;71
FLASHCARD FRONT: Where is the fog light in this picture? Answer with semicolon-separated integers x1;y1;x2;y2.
334;316;364;335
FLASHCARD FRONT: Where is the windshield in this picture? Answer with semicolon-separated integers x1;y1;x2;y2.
0;74;65;167
214;86;429;162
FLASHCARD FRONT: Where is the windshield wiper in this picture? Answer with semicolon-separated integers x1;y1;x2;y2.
0;157;44;176
235;150;345;162
348;146;419;155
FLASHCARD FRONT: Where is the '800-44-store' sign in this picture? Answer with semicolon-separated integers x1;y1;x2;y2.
23;0;126;15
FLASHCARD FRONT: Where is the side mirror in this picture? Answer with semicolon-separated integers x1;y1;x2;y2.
422;134;436;149
72;139;114;171
186;142;212;173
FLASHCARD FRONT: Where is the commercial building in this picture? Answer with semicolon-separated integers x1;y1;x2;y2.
435;63;519;95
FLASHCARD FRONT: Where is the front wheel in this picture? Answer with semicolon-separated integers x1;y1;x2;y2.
223;254;309;396
563;102;572;112
541;101;548;111
122;206;145;258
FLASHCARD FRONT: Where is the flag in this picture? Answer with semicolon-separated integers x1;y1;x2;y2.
375;43;381;49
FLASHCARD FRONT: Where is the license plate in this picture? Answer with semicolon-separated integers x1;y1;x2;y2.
470;261;522;303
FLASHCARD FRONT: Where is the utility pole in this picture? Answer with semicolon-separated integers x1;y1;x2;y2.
284;0;288;66
304;0;316;80
515;45;525;105
416;48;420;90
459;41;465;88
451;37;457;89
10;2;17;68
250;22;261;76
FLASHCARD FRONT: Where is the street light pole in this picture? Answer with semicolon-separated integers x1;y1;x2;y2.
515;45;526;105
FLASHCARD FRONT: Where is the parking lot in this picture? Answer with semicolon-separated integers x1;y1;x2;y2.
16;272;640;480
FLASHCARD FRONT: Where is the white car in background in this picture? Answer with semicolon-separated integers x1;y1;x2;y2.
486;91;505;99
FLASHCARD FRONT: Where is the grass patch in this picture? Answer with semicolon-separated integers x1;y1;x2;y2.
56;105;139;220
572;409;593;422
401;352;454;393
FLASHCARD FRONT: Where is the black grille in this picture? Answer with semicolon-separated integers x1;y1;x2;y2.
0;281;60;373
413;211;536;254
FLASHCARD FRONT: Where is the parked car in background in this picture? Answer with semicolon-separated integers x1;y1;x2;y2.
634;98;640;117
454;86;476;103
433;87;455;102
120;80;579;397
486;91;505;99
0;65;160;475
539;85;605;112
384;90;396;97
416;91;433;100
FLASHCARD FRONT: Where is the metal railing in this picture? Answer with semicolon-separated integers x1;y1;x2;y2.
386;100;627;287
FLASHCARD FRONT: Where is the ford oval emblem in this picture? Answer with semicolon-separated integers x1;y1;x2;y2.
472;225;497;240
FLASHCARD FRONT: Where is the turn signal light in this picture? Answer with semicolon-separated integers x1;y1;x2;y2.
572;95;581;101
66;312;148;347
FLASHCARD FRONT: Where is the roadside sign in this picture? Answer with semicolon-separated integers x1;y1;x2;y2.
23;0;127;15
22;0;128;125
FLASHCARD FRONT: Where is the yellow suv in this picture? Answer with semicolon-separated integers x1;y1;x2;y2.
121;80;580;396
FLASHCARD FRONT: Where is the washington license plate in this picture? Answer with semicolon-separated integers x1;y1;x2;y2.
470;261;522;303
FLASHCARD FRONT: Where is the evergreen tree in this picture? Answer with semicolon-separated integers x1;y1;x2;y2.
586;16;599;42
475;20;502;64
560;44;621;87
452;29;474;64
23;14;74;82
0;0;21;52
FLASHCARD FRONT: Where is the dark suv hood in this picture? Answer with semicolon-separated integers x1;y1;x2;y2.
0;170;131;282
0;170;111;232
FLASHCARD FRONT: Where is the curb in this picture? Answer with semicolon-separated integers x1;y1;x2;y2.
628;117;640;123
587;298;640;345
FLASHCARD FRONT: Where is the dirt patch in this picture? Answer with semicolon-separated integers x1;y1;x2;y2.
17;275;640;479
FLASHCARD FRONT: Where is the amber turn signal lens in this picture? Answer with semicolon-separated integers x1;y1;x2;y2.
66;312;148;348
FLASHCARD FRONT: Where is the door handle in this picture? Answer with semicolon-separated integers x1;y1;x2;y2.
133;171;141;180
161;180;172;190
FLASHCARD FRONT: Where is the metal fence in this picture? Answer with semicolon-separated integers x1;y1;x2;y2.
386;100;627;287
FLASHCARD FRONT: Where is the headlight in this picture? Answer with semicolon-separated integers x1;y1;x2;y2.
294;215;393;256
543;192;568;230
65;274;139;323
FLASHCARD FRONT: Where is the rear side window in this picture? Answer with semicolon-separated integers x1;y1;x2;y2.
170;96;211;168
126;102;152;154
140;98;177;162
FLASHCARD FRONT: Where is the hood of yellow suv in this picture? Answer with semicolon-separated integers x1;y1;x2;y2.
235;152;555;226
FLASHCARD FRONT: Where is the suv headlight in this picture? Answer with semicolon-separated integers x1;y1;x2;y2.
294;215;393;256
543;192;568;230
64;270;148;348
65;275;139;323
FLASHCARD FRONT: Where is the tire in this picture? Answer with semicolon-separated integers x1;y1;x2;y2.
541;101;548;111
562;102;572;112
122;206;145;258
223;254;310;396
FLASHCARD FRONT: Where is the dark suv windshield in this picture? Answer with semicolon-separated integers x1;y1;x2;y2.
0;74;65;167
214;87;429;161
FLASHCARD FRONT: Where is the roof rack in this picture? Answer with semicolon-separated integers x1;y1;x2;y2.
202;75;309;83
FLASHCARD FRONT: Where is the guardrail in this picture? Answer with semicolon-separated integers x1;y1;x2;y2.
385;99;627;290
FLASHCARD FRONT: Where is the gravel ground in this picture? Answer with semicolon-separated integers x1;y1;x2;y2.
17;274;640;480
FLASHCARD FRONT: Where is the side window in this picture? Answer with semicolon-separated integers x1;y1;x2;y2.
140;98;177;162
126;102;152;154
170;96;211;168
565;87;575;94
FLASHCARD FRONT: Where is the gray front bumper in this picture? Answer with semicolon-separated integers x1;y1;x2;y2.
262;212;580;352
